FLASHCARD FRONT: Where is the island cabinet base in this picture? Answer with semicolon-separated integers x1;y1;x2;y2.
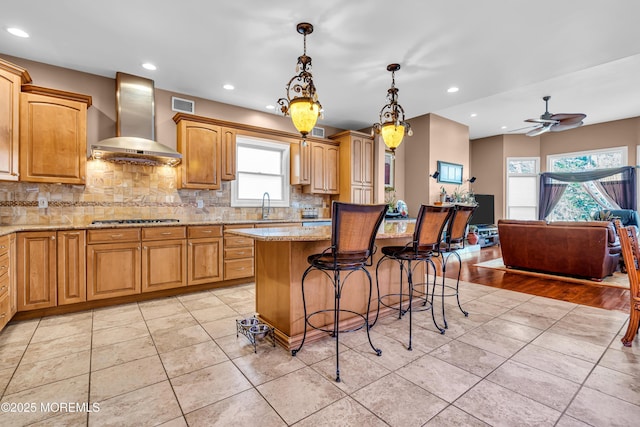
255;237;425;350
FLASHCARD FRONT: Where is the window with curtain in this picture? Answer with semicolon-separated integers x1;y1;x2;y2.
231;136;290;207
543;147;629;221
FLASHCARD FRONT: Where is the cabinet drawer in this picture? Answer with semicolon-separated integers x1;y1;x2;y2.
224;258;254;280
0;292;10;330
88;228;141;244
142;226;186;241
188;225;223;239
224;235;254;248
0;234;9;255
224;247;255;260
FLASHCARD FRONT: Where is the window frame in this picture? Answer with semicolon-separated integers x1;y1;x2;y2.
230;136;290;208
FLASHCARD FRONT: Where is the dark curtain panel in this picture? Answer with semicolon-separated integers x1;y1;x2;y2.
538;166;637;219
538;181;567;220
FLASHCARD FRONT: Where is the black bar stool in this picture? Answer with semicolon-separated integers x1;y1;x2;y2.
375;205;454;350
291;202;387;382
436;204;477;328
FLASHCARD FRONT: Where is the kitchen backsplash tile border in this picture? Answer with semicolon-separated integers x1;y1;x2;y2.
0;160;328;225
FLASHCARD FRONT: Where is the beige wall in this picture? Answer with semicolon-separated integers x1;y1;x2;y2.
403;113;469;217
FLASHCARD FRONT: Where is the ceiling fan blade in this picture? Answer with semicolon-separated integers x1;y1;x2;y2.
550;121;585;132
525;118;558;124
550;113;586;122
526;125;551;137
508;124;539;133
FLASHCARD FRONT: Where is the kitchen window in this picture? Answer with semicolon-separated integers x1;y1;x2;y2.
231;137;290;207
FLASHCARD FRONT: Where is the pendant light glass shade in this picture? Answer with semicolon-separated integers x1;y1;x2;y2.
289;97;320;136
381;123;405;151
372;64;412;153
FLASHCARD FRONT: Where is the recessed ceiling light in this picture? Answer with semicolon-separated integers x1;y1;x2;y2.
501;126;508;130
7;27;29;38
142;63;157;71
447;87;459;93
223;84;234;90
470;113;477;118
265;105;275;110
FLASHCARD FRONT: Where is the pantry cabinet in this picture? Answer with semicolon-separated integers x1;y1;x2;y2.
330;130;374;203
19;85;91;184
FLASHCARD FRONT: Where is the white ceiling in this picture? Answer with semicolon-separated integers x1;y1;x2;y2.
2;1;640;139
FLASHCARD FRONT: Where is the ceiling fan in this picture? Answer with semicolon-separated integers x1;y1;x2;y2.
517;96;586;137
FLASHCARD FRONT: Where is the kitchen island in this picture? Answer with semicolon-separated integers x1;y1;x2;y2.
226;220;422;349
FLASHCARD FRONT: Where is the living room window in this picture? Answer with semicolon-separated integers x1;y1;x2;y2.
231;137;290;207
506;157;539;220
546;147;627;221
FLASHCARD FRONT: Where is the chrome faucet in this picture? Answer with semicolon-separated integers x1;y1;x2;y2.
262;192;271;219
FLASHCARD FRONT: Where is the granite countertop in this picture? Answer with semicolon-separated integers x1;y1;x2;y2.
225;220;416;242
0;217;332;237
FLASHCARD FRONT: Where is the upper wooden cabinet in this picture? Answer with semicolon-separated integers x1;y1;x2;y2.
174;113;239;188
175;116;221;189
221;127;236;181
290;140;311;186
0;59;31;182
19;85;91;184
304;141;339;195
330;130;374;203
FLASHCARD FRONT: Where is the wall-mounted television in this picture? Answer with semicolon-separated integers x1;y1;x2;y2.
469;194;495;226
437;161;463;185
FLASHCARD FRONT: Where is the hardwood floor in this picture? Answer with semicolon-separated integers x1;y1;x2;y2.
453;245;630;313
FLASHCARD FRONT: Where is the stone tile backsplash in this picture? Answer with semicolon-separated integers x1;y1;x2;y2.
0;160;329;225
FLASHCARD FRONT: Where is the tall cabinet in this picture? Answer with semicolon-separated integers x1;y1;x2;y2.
330;130;375;203
0;58;31;181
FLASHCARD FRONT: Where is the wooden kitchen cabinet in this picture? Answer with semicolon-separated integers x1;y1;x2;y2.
57;230;86;305
290;140;311;186
187;225;223;286
0;234;14;330
17;231;57;311
174;115;222;189
87;228;141;301
304;141;339;195
0;59;31;182
221;127;236;181
224;224;255;280
19;85;91;184
141;226;187;292
330;130;374;203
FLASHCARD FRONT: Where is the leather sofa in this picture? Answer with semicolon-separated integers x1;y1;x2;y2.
498;219;620;281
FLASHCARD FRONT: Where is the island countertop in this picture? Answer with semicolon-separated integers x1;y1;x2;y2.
225;220;416;241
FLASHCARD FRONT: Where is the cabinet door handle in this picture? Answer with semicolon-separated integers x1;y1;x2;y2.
0;313;5;319
0;245;5;249
202;230;212;234
111;234;123;238
0;286;5;291
0;266;6;270
51;236;56;241
160;232;172;235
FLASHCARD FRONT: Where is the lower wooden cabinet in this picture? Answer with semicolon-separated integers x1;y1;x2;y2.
57;230;86;305
224;224;255;280
187;226;223;286
0;234;14;329
17;231;57;311
87;229;141;301
142;227;187;292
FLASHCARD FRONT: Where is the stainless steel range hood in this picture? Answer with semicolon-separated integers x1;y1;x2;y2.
91;72;182;166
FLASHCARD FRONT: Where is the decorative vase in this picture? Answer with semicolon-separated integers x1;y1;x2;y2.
467;232;479;245
440;193;446;203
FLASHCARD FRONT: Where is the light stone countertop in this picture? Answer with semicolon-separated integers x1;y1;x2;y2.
0;217;332;238
225;220;417;242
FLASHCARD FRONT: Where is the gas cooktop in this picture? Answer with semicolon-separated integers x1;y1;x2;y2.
90;218;180;225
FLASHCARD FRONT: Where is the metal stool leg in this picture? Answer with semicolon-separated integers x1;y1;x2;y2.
291;265;314;356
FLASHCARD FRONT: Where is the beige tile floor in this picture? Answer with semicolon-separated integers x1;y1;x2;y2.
0;279;638;426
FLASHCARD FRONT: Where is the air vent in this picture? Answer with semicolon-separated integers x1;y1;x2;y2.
311;127;325;138
172;96;195;114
